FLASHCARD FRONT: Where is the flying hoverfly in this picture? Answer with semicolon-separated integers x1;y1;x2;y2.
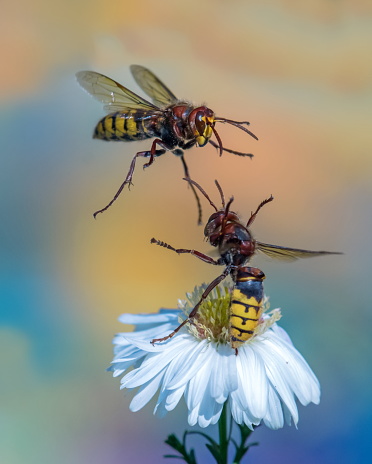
150;178;341;352
76;65;257;222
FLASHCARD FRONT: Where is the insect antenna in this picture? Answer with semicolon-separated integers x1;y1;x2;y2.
221;196;235;232
210;118;257;158
214;117;258;141
183;178;218;212
214;180;225;208
246;195;274;228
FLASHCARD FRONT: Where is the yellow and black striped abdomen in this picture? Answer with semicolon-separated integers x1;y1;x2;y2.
229;267;265;349
93;111;163;142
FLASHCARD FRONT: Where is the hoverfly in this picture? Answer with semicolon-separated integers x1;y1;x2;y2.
76;65;257;222
150;178;341;351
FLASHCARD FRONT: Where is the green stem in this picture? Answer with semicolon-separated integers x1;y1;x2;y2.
218;403;228;464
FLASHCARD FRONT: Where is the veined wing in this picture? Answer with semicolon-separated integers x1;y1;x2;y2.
76;71;160;113
256;241;342;262
130;65;178;107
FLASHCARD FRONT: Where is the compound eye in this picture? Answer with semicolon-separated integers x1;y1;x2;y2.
195;112;206;136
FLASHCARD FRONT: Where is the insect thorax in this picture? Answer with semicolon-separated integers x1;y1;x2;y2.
218;225;255;267
161;103;203;149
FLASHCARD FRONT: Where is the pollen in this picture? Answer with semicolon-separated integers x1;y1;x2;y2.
178;282;231;344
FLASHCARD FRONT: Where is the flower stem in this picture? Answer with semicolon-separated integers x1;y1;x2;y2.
218;403;228;464
164;405;258;463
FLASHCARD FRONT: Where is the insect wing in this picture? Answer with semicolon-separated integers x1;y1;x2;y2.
76;71;159;113
256;241;341;262
130;65;178;107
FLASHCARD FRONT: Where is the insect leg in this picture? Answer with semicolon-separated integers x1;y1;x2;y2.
180;156;203;225
150;238;220;265
142;138;174;169
93;148;166;218
151;267;230;344
246;195;274;228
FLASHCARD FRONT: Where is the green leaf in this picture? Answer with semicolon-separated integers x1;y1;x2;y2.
189;449;197;462
164;433;197;464
206;443;222;464
165;433;183;450
233;445;249;462
232;424;259;463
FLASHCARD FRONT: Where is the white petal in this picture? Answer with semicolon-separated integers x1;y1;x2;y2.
123;332;190;353
242;411;260;429
119;310;180;325
229;389;261;427
114;323;176;345
259;332;320;406
122;337;191;388
253;340;299;424
153;401;168;418
198;401;223;428
184;346;216;411
282;401;294;427
111;347;144;365
209;344;237;402
162;339;208;390
236;344;269;419
229;399;244;424
129;370;165;412
188;406;198;426
165;385;186;411
185;348;232;428
188;396;223;428
263;386;284;430
154;384;186;417
271;324;293;345
109;362;134;377
223;349;239;393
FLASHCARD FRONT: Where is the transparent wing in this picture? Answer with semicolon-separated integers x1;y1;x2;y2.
256;241;342;262
130;65;178;107
76;71;159;113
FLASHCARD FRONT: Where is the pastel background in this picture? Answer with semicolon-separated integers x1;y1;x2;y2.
1;1;371;463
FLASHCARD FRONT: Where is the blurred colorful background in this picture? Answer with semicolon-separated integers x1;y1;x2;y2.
1;1;372;463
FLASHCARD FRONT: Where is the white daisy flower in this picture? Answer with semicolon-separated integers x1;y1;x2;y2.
109;282;320;430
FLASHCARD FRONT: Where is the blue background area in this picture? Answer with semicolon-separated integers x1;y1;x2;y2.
1;1;372;463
